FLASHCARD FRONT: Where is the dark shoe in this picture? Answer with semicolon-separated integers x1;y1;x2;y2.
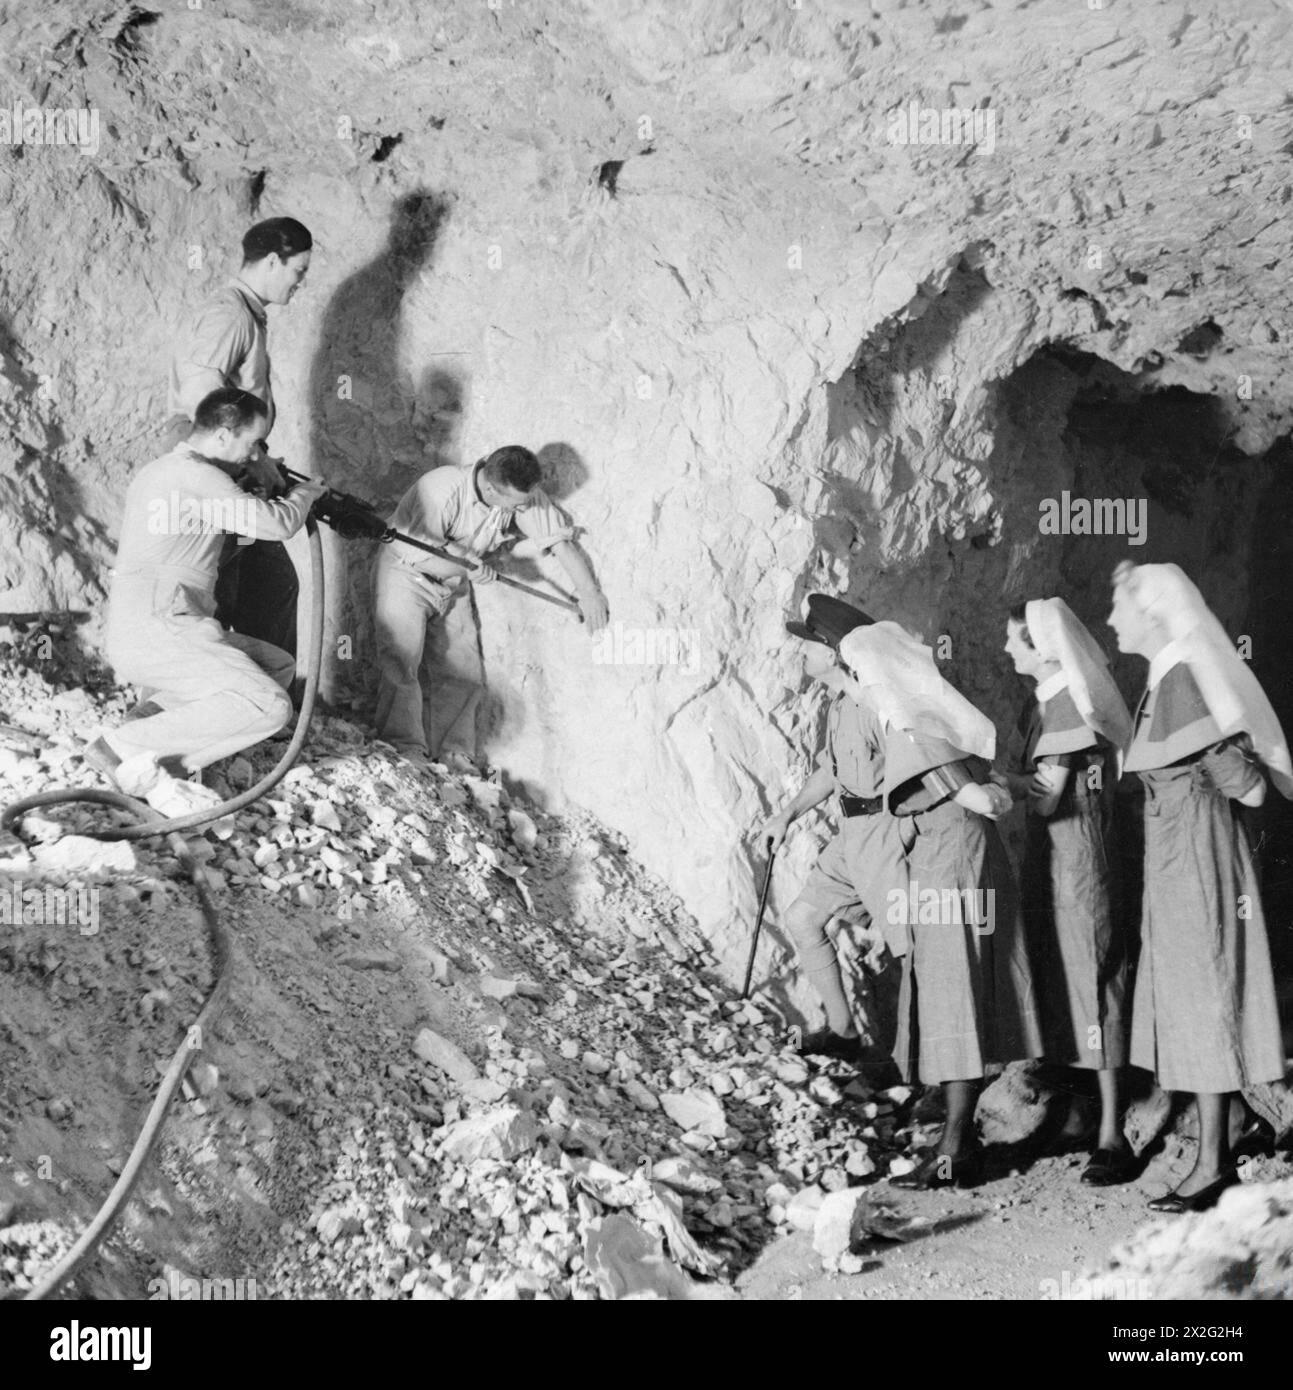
890;1147;985;1191
1146;1169;1240;1215
1081;1144;1137;1187
796;1028;865;1063
1231;1117;1276;1163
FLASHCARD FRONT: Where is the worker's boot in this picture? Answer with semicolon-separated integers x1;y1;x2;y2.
111;753;225;817
84;708;163;775
796;1027;866;1063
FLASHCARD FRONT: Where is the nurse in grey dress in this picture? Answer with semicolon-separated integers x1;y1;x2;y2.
1004;598;1134;1185
1110;561;1290;1213
840;623;1042;1189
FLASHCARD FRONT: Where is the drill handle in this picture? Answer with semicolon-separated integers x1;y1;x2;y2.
279;468;391;541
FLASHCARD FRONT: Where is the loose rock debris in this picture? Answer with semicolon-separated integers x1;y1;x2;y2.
4;637;1290;1302
0;641;938;1300
1094;1177;1293;1300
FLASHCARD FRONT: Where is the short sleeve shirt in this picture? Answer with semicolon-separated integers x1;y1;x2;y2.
167;280;274;427
386;462;568;568
816;695;884;798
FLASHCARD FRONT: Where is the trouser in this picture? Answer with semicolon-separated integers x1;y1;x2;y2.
214;536;300;658
787;812;910;955
782;812;908;1039
372;552;480;756
105;593;294;773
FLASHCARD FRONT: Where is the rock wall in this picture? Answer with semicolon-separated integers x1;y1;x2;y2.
2;0;1291;993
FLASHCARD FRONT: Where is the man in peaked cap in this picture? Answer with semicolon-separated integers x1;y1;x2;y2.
784;593;877;649
759;594;908;1061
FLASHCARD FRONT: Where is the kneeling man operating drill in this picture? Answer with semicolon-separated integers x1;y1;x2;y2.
86;387;324;814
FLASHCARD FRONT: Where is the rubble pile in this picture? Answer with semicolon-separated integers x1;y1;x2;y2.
1095;1178;1293;1300
0;637;935;1300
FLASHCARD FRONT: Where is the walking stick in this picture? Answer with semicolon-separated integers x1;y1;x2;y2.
740;848;776;1000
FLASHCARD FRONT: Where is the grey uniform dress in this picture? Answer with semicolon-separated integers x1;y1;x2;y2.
1128;661;1284;1093
1014;686;1128;1069
886;731;1043;1084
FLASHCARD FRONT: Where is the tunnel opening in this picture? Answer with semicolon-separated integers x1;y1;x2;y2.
1008;349;1292;985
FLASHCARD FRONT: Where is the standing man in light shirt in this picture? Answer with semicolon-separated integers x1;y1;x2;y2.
163;217;313;656
86;388;324;815
373;445;609;758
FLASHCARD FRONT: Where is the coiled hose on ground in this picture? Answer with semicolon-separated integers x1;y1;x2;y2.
0;520;325;1300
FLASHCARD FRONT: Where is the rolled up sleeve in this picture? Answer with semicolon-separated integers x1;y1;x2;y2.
515;491;571;542
921;759;975;800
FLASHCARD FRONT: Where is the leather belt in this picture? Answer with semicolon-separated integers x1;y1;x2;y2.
840;793;883;817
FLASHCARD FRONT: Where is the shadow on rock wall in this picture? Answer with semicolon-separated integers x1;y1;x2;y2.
0;315;108;674
306;189;458;709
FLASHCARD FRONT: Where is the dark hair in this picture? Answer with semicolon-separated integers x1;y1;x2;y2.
1007;602;1034;648
242;217;313;264
483;445;541;494
193;387;269;433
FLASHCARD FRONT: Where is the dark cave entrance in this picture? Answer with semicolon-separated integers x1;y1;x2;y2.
998;346;1293;989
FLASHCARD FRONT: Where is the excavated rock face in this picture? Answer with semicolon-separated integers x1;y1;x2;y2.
1;1;1291;986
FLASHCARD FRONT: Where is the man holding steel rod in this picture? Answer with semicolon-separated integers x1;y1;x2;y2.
373;445;608;759
757;595;909;1061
